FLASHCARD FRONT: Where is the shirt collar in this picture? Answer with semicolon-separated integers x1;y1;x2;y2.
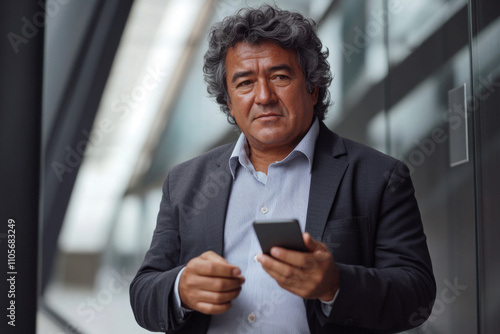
229;118;320;179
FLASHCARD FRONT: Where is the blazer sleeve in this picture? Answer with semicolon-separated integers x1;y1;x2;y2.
307;162;436;333
129;173;190;333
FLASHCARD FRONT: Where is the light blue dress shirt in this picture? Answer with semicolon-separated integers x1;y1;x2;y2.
174;119;335;332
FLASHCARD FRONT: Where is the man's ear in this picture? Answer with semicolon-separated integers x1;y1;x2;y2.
311;87;319;106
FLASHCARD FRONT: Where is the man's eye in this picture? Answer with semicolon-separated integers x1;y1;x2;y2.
237;80;251;87
273;75;289;81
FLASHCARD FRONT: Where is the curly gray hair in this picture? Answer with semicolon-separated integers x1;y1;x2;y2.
203;5;332;124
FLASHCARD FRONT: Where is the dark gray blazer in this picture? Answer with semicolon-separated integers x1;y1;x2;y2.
130;122;436;333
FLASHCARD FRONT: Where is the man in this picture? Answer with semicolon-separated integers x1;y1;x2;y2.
130;5;436;333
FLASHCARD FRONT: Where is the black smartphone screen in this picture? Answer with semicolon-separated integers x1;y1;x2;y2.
253;219;308;255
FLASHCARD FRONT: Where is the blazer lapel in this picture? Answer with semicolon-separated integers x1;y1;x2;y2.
305;123;348;241
203;145;234;256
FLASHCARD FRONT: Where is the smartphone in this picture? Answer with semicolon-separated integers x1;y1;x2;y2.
253;219;308;255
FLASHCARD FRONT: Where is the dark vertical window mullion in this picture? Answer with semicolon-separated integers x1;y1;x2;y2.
383;0;392;156
467;1;482;334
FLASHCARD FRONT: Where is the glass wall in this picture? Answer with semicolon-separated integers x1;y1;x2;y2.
387;1;477;332
470;2;500;333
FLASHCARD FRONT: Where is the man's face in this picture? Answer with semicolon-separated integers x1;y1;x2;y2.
225;41;318;154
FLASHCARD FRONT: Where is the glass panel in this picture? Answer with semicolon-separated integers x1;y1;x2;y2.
387;1;477;333
470;2;500;333
388;0;467;66
41;0;207;333
318;0;388;149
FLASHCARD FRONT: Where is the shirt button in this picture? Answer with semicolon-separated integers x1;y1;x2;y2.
248;312;257;323
261;207;268;214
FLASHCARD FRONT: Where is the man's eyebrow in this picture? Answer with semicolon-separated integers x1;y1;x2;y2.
267;64;294;74
231;70;254;84
230;64;295;84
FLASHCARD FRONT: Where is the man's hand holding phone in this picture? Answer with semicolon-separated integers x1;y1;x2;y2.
255;223;339;301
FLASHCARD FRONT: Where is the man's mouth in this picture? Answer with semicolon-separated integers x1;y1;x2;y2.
255;113;281;121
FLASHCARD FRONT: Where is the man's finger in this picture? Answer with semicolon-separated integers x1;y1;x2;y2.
257;253;288;272
267;233;328;268
183;274;244;292
257;254;309;293
189;252;242;278
303;233;331;262
268;246;309;268
194;286;242;305
257;253;307;281
303;232;326;252
200;251;229;263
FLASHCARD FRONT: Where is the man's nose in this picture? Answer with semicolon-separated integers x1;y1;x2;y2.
254;80;277;105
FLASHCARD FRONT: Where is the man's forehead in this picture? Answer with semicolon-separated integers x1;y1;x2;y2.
225;41;299;69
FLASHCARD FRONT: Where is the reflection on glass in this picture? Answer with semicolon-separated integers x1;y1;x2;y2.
389;0;467;65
